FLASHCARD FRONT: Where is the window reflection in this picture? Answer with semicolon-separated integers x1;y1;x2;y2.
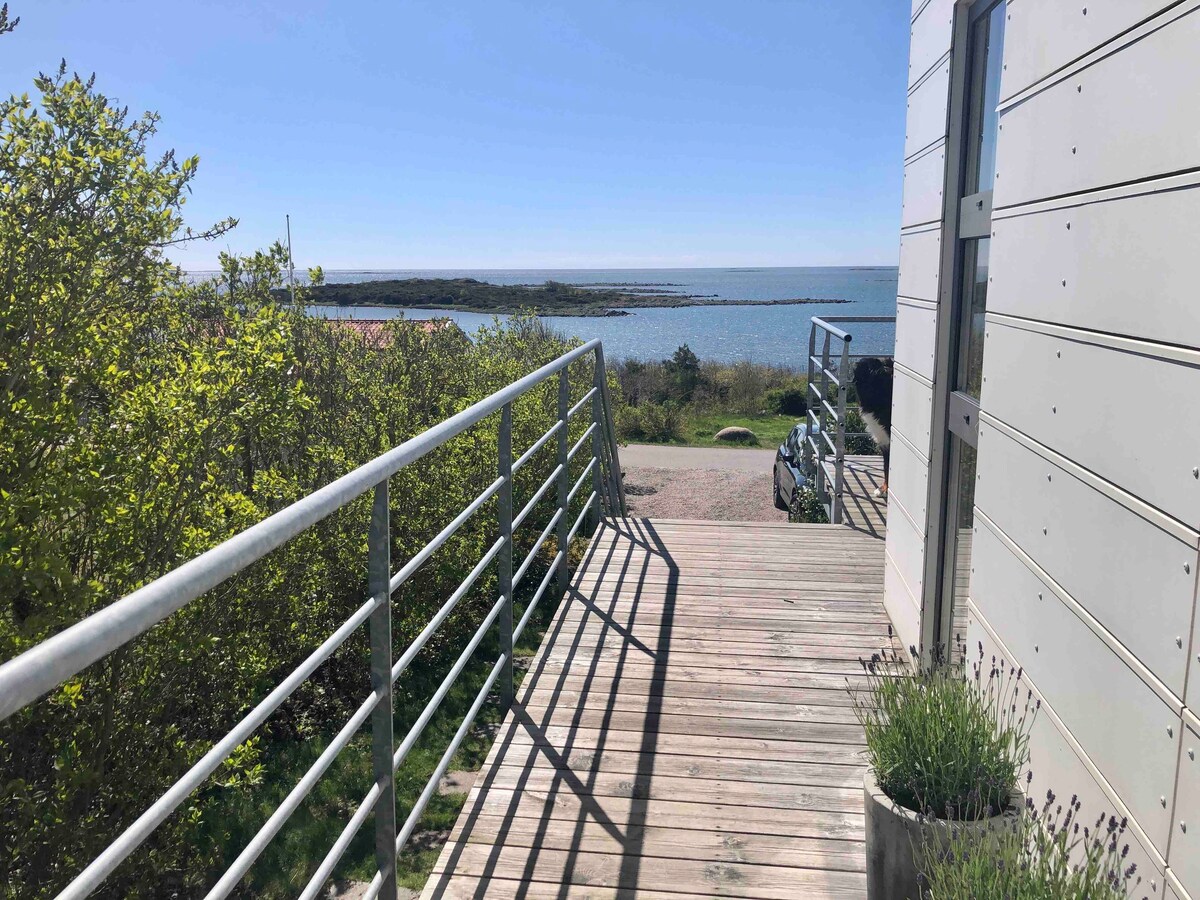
958;238;989;399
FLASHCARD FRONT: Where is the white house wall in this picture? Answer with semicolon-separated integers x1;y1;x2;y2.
884;0;953;653
965;3;1200;896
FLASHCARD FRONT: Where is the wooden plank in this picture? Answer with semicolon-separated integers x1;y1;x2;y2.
493;723;873;770
504;703;866;746
475;767;862;815
520;690;862;726
455;781;865;840
426;518;890;897
556;608;893;633
427;844;867;900
446;815;866;871
548;616;890;652
479;740;866;790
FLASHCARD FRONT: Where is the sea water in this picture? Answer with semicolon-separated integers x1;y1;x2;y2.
304;266;899;367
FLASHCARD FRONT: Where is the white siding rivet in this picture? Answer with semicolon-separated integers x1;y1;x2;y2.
1047;474;1052;482
1193;467;1199;478
1189;748;1195;760
1072;146;1077;155
1186;562;1192;574
1077;85;1082;93
1184;821;1189;833
1169;726;1174;737
1042;527;1048;535
1177;636;1184;648
1082;6;1087;14
1035;645;1039;653
1051;406;1057;414
1038;592;1043;601
1061;279;1067;287
1066;222;1071;230
1161;797;1168;807
1056;351;1061;358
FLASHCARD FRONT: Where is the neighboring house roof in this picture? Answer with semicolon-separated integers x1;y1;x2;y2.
330;317;460;348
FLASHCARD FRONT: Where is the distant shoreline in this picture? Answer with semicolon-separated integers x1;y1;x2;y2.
289;277;852;317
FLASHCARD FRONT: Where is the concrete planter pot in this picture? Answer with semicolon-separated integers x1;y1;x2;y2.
864;769;1015;900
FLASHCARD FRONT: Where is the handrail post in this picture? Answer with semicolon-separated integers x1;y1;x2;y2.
556;370;570;596
367;480;398;900
815;330;831;513
833;336;851;525
594;344;627;517
590;355;606;530
497;403;515;709
803;320;817;476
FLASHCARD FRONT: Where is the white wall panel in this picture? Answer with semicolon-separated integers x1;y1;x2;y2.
884;497;927;613
969;610;1170;894
1172;721;1200;896
908;0;953;87
1001;0;1173;101
991;181;1200;349
895;300;937;382
980;321;1200;527
901;142;947;228
891;365;933;456
889;432;929;530
995;11;1200;208
975;422;1198;698
905;59;951;160
884;551;922;656
971;523;1179;852
1184;568;1200;711
897;225;941;303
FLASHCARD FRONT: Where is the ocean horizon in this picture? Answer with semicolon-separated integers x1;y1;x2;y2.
193;266;899;366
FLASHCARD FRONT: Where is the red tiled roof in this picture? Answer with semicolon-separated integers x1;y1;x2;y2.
330;317;457;347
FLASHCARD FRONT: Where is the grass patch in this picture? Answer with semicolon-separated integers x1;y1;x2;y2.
682;412;796;449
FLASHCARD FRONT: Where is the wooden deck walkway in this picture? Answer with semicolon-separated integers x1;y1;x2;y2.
820;455;887;539
423;518;895;899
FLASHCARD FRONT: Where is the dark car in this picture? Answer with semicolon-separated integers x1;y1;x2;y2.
773;422;810;511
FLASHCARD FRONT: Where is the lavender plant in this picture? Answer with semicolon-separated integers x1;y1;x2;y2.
849;636;1038;820
922;786;1146;899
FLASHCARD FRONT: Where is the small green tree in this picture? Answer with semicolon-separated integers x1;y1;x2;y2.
663;343;700;401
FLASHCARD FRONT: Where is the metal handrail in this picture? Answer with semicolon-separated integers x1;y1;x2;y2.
0;339;626;900
801;316;895;524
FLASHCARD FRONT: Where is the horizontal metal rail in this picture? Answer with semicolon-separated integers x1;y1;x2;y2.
512;462;563;532
567;421;597;462
0;340;626;899
567;386;597;420
513;418;564;474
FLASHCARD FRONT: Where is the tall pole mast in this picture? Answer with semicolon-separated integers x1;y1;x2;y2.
285;214;296;304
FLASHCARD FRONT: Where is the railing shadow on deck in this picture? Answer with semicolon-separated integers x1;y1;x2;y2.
423;515;677;899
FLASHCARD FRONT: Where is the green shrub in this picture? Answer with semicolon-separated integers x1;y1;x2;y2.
764;382;808;417
789;485;828;524
848;643;1037;821
0;69;601;898
923;788;1143;899
617;402;684;443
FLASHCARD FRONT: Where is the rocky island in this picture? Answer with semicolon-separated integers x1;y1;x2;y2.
292;278;850;317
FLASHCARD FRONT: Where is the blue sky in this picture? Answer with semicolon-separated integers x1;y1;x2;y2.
2;1;910;270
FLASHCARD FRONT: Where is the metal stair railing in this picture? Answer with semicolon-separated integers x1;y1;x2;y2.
801;315;895;525
0;338;626;900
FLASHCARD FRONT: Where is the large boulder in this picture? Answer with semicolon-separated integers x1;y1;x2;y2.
714;426;758;445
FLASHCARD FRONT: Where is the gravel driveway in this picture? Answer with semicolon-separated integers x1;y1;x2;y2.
617;444;786;522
